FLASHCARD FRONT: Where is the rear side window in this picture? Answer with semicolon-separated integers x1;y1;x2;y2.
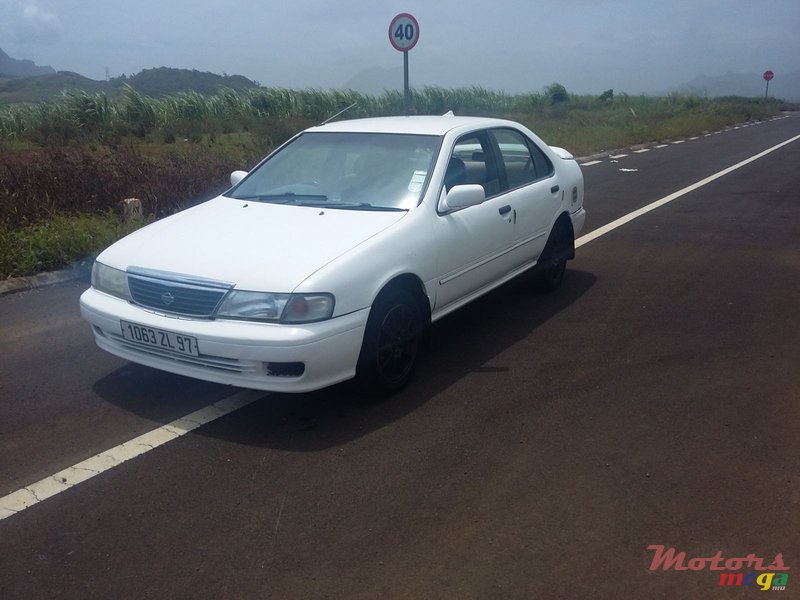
448;132;501;197
492;129;554;189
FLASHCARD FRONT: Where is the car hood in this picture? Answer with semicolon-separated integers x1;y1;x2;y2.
98;196;407;291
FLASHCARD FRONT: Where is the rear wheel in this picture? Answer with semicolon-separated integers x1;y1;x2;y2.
533;219;572;292
356;288;423;395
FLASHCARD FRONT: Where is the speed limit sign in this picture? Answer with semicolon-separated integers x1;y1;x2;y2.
389;13;419;52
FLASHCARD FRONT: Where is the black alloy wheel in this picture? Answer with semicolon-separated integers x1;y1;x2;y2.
356;288;423;395
534;220;570;292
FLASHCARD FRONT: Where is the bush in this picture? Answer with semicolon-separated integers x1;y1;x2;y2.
545;83;569;105
0;143;265;231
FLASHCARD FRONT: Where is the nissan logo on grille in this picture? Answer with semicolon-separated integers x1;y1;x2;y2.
161;291;175;306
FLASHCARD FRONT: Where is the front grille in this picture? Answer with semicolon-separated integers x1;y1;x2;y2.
127;267;233;317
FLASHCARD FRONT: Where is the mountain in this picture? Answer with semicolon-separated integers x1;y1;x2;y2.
677;70;800;101
122;67;259;97
0;48;55;77
0;66;261;104
0;71;105;104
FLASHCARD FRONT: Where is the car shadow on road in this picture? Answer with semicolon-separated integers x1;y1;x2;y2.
93;269;596;451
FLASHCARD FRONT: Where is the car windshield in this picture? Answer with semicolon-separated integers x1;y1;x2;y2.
227;131;441;210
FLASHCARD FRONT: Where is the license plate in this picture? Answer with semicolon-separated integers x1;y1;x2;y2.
120;321;199;357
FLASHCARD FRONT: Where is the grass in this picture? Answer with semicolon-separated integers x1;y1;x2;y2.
0;85;785;280
0;213;150;279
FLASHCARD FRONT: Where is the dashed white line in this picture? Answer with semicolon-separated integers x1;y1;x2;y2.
579;117;778;167
576;133;800;249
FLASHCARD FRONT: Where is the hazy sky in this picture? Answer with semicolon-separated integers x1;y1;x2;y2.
1;0;798;95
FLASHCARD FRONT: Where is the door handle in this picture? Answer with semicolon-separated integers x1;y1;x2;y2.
551;185;560;194
498;205;512;215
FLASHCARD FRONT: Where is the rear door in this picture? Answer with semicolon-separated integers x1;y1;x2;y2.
490;128;560;269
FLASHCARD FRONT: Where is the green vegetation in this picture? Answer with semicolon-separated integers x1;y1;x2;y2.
0;83;783;280
0;213;150;278
0;84;780;153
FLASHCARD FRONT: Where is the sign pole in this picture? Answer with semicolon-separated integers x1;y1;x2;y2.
389;13;419;116
763;70;774;101
404;51;410;115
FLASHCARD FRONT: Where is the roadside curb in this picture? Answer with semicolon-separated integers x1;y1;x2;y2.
0;260;93;297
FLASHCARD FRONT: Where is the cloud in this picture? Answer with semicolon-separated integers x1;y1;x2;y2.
10;1;63;42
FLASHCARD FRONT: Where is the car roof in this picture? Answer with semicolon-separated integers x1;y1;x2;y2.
306;115;520;136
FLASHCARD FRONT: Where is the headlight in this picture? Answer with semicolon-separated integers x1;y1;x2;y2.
216;291;334;323
92;262;131;301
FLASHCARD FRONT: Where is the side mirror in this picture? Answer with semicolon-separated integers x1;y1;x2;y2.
440;184;485;212
230;170;248;186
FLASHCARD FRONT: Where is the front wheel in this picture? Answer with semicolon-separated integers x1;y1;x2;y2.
356;288;423;396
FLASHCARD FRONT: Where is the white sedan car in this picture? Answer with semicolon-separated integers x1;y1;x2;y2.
80;115;585;394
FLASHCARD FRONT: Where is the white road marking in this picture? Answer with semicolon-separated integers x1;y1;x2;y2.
619;168;639;172
3;127;798;522
671;140;686;144
576;133;800;249
580;160;602;166
609;154;628;159
0;389;264;521
654;144;669;148
634;149;650;153
689;136;699;140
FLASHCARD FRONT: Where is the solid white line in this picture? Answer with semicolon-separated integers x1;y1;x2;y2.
0;389;264;521
576;133;800;249
580;160;602;166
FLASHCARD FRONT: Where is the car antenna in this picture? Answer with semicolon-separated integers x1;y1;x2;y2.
319;102;357;126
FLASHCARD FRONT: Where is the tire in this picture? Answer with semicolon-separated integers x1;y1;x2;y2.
356;288;424;396
533;219;571;293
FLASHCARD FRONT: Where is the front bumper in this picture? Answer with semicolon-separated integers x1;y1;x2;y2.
80;288;368;393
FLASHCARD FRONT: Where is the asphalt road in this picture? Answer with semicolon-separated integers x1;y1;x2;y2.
1;114;799;599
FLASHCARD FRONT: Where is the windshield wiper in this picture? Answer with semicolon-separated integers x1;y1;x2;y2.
323;203;407;212
234;194;406;211
235;192;329;204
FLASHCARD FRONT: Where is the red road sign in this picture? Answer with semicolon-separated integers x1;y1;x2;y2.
389;13;420;52
763;70;774;81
